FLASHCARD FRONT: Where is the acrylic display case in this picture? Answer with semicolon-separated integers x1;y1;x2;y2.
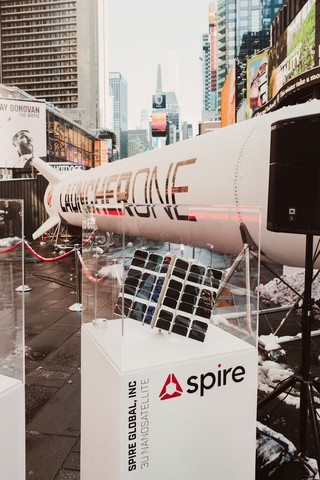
80;204;261;480
0;199;25;480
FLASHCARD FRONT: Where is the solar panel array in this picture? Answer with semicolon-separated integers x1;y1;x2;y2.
114;249;223;342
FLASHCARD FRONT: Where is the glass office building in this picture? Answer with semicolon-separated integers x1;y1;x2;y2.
0;0;109;130
109;72;128;160
217;0;284;117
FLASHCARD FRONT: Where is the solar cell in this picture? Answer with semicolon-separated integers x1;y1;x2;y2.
114;249;223;342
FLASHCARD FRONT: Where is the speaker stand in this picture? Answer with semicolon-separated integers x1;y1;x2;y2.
258;233;320;471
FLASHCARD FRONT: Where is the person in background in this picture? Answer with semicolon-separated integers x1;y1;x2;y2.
12;130;34;178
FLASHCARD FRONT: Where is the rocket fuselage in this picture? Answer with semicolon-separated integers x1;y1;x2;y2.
35;101;320;268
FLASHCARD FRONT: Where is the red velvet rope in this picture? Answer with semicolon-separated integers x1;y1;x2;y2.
0;229;103;273
24;241;74;262
0;240;22;254
83;228;99;246
77;249;109;284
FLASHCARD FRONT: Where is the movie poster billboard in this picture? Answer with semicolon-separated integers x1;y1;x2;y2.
0;98;46;180
268;0;316;100
221;62;236;127
152;112;167;137
246;51;269;119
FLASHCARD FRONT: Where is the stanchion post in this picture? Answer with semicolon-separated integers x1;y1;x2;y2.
15;238;32;293
69;244;83;312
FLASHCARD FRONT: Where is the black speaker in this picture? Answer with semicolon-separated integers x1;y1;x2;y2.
267;113;320;234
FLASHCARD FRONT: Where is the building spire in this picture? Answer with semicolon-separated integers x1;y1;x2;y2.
156;64;163;93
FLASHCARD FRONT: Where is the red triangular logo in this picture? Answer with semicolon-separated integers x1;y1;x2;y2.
159;373;183;400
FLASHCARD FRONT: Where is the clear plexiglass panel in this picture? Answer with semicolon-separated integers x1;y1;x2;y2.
81;206;125;326
81;204;261;371
0;199;24;382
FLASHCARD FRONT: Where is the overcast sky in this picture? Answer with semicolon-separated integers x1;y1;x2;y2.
108;0;212;130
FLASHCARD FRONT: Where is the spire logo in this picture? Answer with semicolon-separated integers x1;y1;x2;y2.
159;373;183;400
159;364;246;400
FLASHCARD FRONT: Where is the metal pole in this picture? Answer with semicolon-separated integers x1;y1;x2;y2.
299;233;313;456
69;244;83;312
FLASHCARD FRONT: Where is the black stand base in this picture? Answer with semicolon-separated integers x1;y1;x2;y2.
258;373;320;469
258;233;320;472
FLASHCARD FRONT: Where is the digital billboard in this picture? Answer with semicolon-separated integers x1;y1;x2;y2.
221;62;236;127
246;51;269;119
268;0;316;100
152;93;166;109
0;99;46;180
152;112;167;137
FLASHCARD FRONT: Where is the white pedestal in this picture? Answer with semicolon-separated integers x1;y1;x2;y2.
0;375;25;480
81;319;257;480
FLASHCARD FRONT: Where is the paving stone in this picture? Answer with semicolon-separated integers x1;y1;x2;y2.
25;384;58;423
26;433;77;480
26;322;80;360
26;371;80;436
54;470;80;480
62;451;80;470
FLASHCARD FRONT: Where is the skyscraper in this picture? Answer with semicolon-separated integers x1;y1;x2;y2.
165;91;180;143
201;33;212;115
0;0;109;130
109;72;128;160
216;0;284;118
201;2;221;121
152;65;181;144
209;2;218;116
139;109;150;141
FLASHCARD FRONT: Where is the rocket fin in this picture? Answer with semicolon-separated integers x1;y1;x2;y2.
33;157;62;185
32;215;60;239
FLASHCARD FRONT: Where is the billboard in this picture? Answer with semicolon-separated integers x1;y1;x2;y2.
152;93;166;109
246;51;269;119
268;0;316;100
221;62;236;127
0;99;46;180
152;112;167;137
94;139;113;166
255;65;320;115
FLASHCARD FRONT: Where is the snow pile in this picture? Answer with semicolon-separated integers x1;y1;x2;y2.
258;357;300;408
259;334;282;351
0;236;20;247
256;421;296;477
259;333;303;349
257;271;320;305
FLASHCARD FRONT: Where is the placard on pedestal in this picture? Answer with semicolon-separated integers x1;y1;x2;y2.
0;199;25;480
81;319;257;479
80;204;260;480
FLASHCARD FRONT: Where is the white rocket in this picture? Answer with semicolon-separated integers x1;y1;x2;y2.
33;100;320;268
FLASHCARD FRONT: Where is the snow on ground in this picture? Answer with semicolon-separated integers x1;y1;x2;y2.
0;236;20;247
257;270;320;306
258;356;301;408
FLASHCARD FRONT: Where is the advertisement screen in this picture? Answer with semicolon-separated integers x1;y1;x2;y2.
152;112;167;137
268;0;315;100
0;99;46;180
66;145;86;165
152;94;166;109
221;62;236;127
246;51;269;119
